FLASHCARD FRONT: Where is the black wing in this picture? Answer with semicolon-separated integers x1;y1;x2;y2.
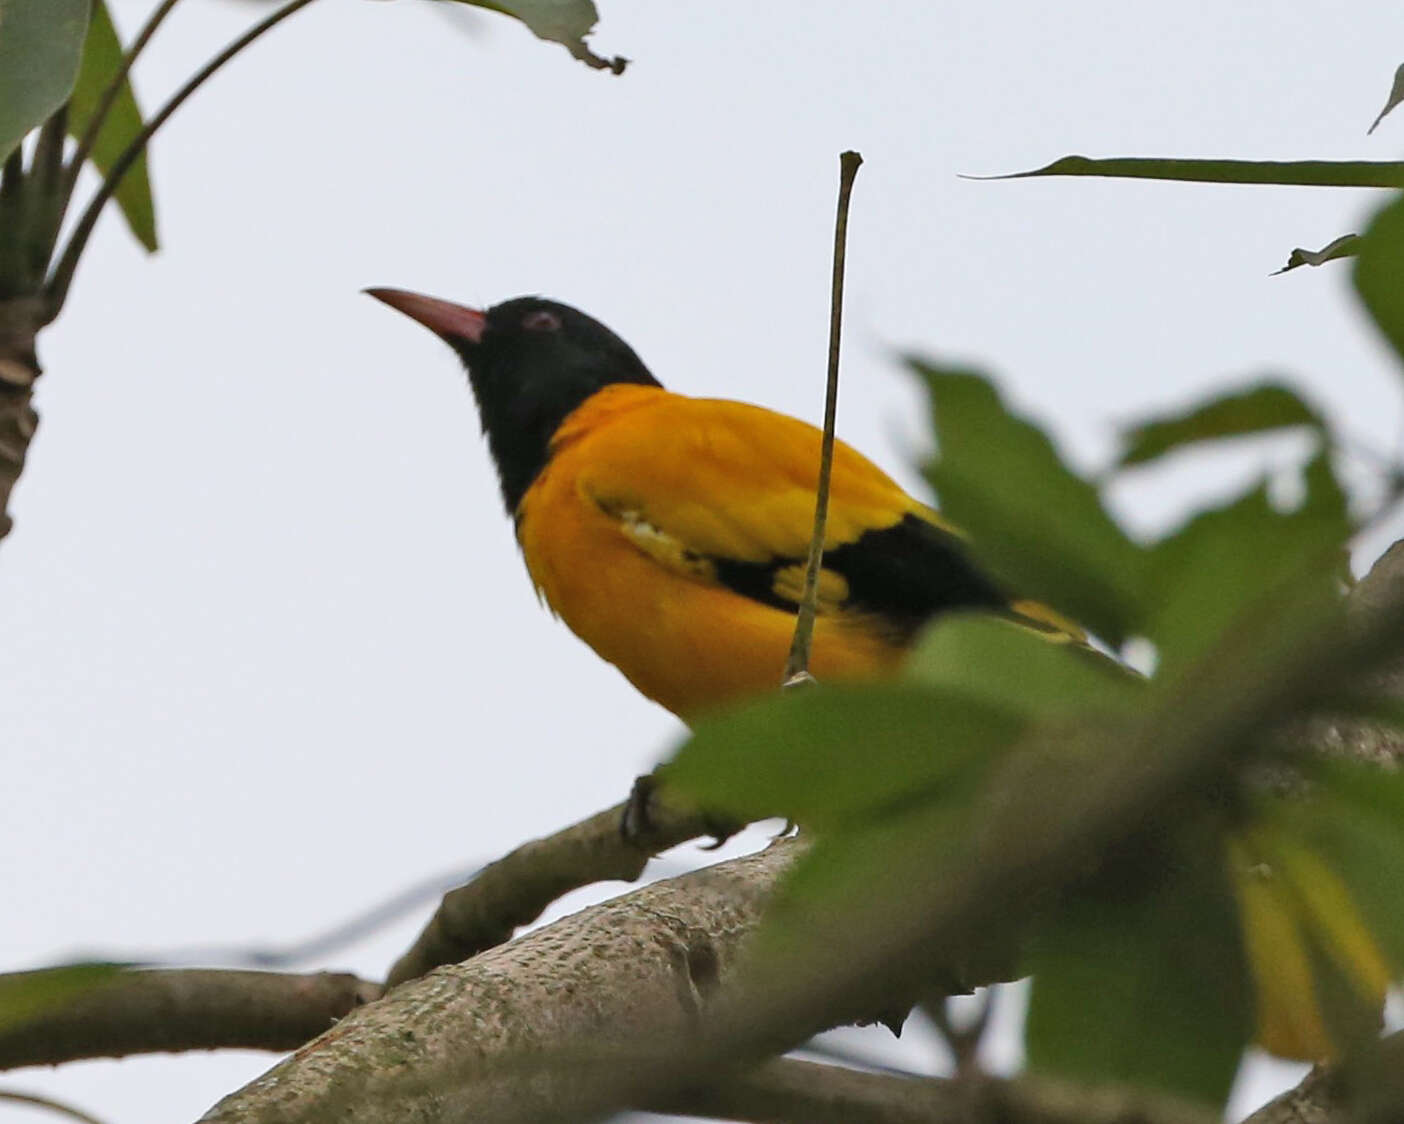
713;513;1009;644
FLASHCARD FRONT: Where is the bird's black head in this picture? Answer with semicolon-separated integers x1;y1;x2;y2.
366;289;661;515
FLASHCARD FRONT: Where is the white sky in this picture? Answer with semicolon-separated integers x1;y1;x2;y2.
5;1;1404;1120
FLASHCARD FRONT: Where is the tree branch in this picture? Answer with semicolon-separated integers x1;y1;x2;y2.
0;969;380;1071
386;796;716;987
1242;1031;1404;1124
199;841;807;1123
654;1060;1220;1124
0;294;45;542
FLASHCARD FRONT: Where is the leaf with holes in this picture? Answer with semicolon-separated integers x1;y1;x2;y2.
1272;234;1361;275
446;0;626;72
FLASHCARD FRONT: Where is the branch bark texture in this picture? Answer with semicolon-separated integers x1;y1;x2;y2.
0;295;43;541
200;841;802;1124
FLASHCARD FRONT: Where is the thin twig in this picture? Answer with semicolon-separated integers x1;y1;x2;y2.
783;150;863;685
652;1061;1221;1124
0;969;380;1071
66;0;186;190
67;860;492;970
42;0;322;322
0;1089;111;1124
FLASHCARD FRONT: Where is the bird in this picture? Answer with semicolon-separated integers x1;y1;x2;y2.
365;287;1384;1064
365;288;1077;722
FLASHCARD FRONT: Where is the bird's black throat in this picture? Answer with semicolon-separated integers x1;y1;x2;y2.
450;297;661;516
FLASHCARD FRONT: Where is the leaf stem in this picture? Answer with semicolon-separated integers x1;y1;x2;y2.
783;150;863;685
42;0;321;323
32;105;70;197
0;151;22;203
27;105;70;279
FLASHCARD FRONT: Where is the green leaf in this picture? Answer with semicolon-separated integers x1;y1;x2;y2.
667;683;1022;830
1144;450;1349;680
982;156;1404;189
1295;763;1404;969
1118;384;1324;468
913;363;1145;647
66;0;157;251
0;0;90;163
905;612;1142;718
755;796;1020;995
1025;835;1252;1106
0;963;124;1031
1354;192;1404;366
1271;234;1361;276
1368;63;1404;135
446;0;626;72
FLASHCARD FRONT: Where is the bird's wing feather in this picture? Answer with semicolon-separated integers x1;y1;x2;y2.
567;393;1012;637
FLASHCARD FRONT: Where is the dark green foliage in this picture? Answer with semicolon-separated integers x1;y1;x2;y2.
669;356;1385;1106
668;683;1022;831
914;364;1146;648
905;612;1142;717
1117;384;1323;468
0;0;89;164
1024;830;1252;1105
1355;193;1404;367
1141;449;1350;681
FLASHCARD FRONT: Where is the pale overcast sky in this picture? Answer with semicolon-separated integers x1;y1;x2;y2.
5;1;1404;1120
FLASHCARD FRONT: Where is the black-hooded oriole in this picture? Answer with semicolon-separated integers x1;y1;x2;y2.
365;288;1073;719
366;287;1387;1062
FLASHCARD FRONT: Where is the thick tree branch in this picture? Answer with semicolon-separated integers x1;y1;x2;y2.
200;842;805;1123
386;797;716;987
1242;1031;1404;1124
0;969;380;1071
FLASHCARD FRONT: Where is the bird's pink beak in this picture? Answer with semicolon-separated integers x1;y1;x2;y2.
364;287;487;344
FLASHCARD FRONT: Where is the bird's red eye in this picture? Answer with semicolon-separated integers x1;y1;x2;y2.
522;310;561;332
